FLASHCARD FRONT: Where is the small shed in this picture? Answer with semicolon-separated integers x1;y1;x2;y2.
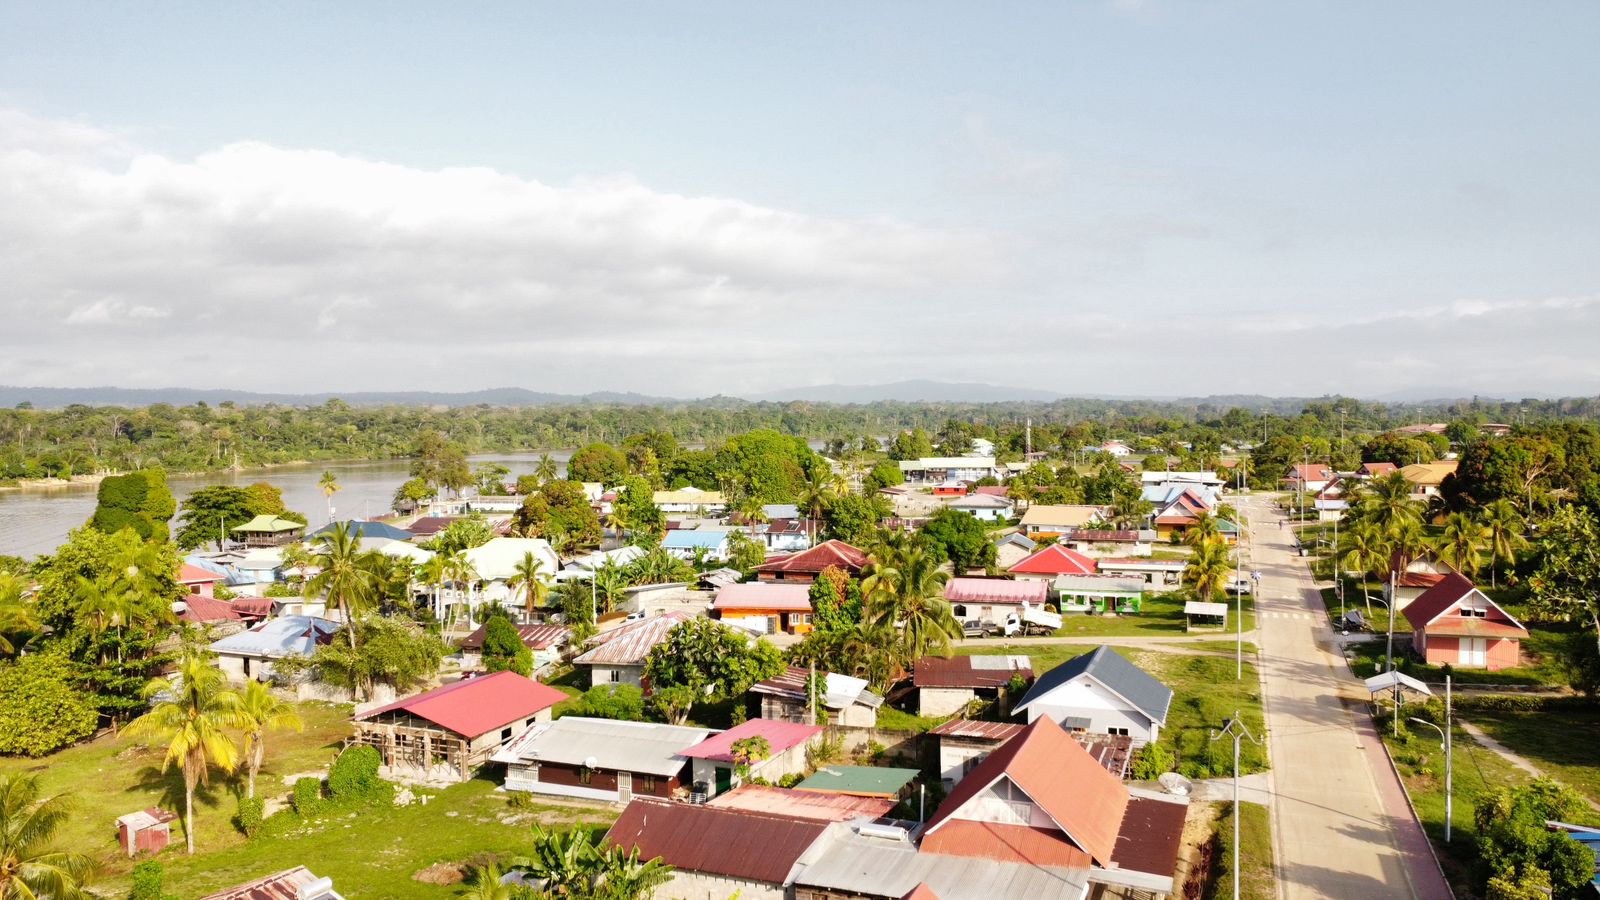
1184;600;1228;633
116;807;178;857
795;765;919;800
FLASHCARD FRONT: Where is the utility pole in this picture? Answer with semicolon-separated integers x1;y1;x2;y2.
1209;711;1264;900
1386;569;1398;737
1408;674;1452;842
1236;539;1244;681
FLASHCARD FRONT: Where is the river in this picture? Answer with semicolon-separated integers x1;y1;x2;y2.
0;450;574;559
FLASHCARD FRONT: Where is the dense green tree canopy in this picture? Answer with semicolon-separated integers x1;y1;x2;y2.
512;480;603;549
87;470;175;542
566;443;628;485
642;619;784;724
919;507;998;572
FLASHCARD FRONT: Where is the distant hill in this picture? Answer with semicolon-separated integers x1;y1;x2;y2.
745;380;1068;404
0;385;678;409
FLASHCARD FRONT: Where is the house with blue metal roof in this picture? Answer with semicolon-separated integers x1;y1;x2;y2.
210;615;340;683
1011;646;1173;747
311;519;416;542
660;529;733;561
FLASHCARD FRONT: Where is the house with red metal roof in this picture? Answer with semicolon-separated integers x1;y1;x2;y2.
1284;463;1334;492
680;718;824;798
917;718;1185;894
707;784;895;822
198;866;342;900
174;594;249;635
177;563;224;598
1384;550;1460;610
349;671;567;781
712;582;816;635
607;799;832;900
914;654;1032;717
753;540;869;584
1402;573;1528;670
1357;461;1398;478
1007;544;1098;580
944;577;1047;624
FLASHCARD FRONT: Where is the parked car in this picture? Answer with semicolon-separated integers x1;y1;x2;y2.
1227;578;1253;596
962;619;991;638
1338;609;1370;635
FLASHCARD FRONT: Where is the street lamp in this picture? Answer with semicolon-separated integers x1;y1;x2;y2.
1407;675;1452;842
1235;535;1244;681
1209;711;1265;900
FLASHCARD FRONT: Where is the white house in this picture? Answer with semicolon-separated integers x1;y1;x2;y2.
209;615;341;683
1011;646;1173;747
898;457;998;483
948;493;1015;522
660;529;733;561
1100;441;1132;457
652;487;728;515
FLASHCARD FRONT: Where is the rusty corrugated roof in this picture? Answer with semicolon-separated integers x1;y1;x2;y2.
198;866;322;900
573;612;691;666
921;819;1093;869
753;540;868;575
605;799;829;885
914;655;1032;689
708;784;894;821
1111;795;1188;878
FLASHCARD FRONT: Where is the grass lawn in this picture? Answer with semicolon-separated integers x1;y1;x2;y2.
1205;801;1274;900
1178;641;1259;656
1318;583;1407;634
875;706;954;733
0;700;617;899
1461;708;1600;806
958;643;1267;777
1047;592;1257;638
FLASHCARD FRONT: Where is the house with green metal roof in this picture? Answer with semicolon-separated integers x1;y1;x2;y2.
231;514;306;547
795;765;919;799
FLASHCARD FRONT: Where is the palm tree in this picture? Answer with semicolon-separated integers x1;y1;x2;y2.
1435;512;1488;580
1338;521;1387;614
1182;539;1232;600
280;543;315;585
0;574;38;657
603;509;628;541
1182;512;1222;549
736;497;768;537
122;648;247;854
862;544;958;670
0;775;95;900
1389;518;1429;566
535;454;560;484
460;863;515;900
797;465;834;542
440;551;479;629
1364;472;1421;538
509;552;551;623
72;574;142;664
318;470;341;524
305;522;378;647
237;680;303;800
417;554;449;623
1480;500;1528;588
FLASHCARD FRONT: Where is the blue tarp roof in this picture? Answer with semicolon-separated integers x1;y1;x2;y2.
311;520;416;542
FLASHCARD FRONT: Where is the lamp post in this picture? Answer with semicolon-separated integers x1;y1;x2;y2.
1209;710;1264;900
1407;675;1452;842
1235;536;1244;681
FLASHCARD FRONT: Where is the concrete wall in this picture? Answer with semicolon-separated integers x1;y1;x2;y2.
585;663;644;688
919;687;977;718
651;872;783;900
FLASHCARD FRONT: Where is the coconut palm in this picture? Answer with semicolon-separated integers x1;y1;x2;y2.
305;522;378;647
0;575;38;657
0;774;96;900
1435;512;1488;580
862;544;957;669
1389;518;1429;565
72;574;143;664
1364;472;1421;538
1182;539;1233;600
318;470;341;524
122;648;247;854
280;542;315;585
736;497;768;537
509;552;551;622
1338;520;1387;614
1480;500;1528;588
460;863;516;900
440;550;479;629
535;453;560;484
416;554;449;622
1182;512;1222;548
237;680;303;800
797;465;834;542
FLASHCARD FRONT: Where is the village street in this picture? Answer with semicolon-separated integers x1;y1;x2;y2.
1238;494;1453;900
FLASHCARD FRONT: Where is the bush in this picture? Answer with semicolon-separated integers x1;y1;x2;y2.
328;745;385;802
570;683;645;721
481;617;533;676
234;796;265;838
0;653;99;757
778;773;805;788
1453;694;1596;713
1130;743;1175;780
129;861;165;900
291;777;323;816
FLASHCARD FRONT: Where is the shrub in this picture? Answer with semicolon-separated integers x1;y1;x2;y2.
0;653;99;757
806;731;845;769
129;861;165;900
1130;743;1175;780
291;777;323;816
481;617;534;676
570;683;645;721
234;796;265;838
329;745;385;802
777;773;804;788
864;740;886;763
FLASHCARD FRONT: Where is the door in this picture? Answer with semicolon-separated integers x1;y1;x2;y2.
1459;638;1487;667
714;765;733;796
765;615;778;634
617;772;632;802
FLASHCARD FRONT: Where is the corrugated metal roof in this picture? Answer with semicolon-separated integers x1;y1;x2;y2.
796;766;918;798
573;612;691;667
494;717;711;775
921;819;1093;869
944;578;1046;605
1111;794;1188;884
795;825;1091;900
714;582;812;611
707;785;895;822
605;799;828;885
751;666;884;710
354;672;566;739
680;718;822;761
1008;545;1098;576
754;540;869;575
1053;574;1145;593
662;530;732;550
198;866;325;900
925;718;1128;868
457;623;570;652
1019;505;1110;528
210;616;339;659
929;720;1025;741
1013;647;1173;727
914;655;1032;689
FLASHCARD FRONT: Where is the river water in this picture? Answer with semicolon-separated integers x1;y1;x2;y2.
0;450;574;559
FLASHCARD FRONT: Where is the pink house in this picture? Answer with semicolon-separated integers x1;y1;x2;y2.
177;564;223;598
1401;573;1528;671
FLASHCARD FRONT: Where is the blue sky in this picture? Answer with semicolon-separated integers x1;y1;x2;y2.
2;2;1597;398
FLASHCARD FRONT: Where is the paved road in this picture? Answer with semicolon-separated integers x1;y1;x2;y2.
1240;495;1452;900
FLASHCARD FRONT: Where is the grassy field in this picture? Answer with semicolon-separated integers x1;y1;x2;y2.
1462;707;1600;805
1205;801;1274;900
959;643;1268;777
1048;592;1257;638
0;700;616;898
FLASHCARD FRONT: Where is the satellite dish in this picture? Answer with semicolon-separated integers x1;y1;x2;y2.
1158;772;1192;797
583;756;599;769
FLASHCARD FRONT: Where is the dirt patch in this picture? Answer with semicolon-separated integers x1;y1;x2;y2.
412;862;467;885
1177;801;1223;897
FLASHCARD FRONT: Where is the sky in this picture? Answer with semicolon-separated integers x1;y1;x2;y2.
1;2;1598;400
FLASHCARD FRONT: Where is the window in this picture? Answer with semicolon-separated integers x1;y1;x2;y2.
501;727;513;741
608;669;621;683
794;613;812;625
640;774;657;792
578;766;594;785
1107;727;1130;736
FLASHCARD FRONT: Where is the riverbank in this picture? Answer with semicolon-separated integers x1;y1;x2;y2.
0;472;109;491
